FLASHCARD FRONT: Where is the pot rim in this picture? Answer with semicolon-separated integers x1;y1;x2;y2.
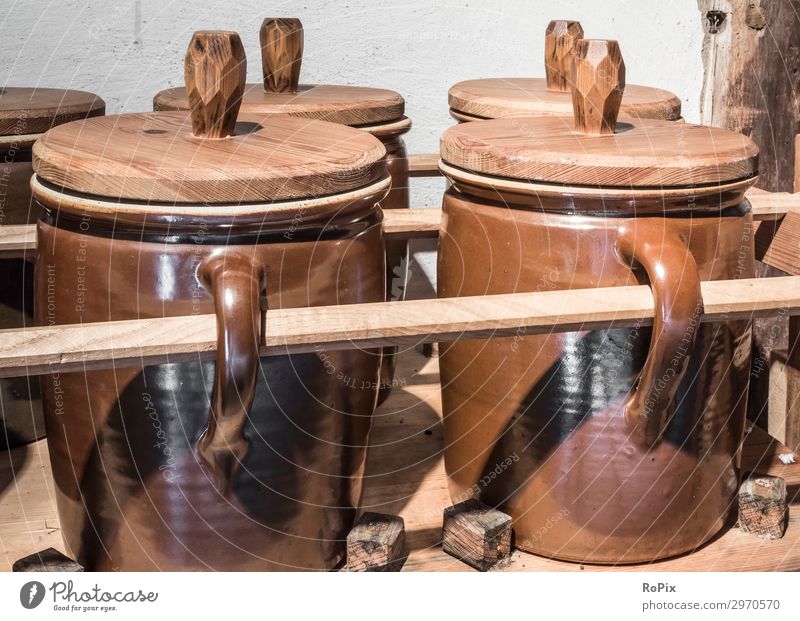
439;160;757;215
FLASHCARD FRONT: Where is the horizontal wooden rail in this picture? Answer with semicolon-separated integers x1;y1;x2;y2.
0;276;797;378
407;152;442;177
1;188;796;258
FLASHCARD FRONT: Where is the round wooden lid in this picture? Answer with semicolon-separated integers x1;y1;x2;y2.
33;111;386;203
154;83;405;127
449;77;681;121
0;86;105;136
155;19;403;127
441;41;757;189
441;116;757;187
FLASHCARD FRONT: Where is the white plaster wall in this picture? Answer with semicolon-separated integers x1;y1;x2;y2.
0;0;708;289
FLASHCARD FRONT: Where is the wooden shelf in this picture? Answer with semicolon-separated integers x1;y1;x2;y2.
1;349;798;572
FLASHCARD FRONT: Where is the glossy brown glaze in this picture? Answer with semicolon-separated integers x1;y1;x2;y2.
34;187;386;571
0;145;40;449
378;135;410;404
438;187;754;563
0;90;104;448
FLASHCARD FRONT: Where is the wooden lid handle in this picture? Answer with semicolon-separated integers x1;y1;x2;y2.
260;18;303;93
184;31;247;139
544;20;584;92
571;39;626;135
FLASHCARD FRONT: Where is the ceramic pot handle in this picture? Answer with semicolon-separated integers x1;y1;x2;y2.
615;224;703;448
197;252;264;494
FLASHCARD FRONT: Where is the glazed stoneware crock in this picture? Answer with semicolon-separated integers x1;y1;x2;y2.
0;86;104;449
437;40;759;564
154;17;409;404
448;19;681;123
31;31;388;571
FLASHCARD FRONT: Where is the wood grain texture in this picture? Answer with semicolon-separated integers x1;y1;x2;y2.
442;499;512;571
0;276;796;378
755;211;800;275
2;352;800;572
449;78;680;121
407;152;442;177
699;0;800;192
346;512;407;571
0;87;105;136
184;31;246;139
32;112;386;203
440;115;758;187
544;20;583;92
570;39;624;135
0;225;36;259
260;18;303;93
738;475;788;539
155;83;404;126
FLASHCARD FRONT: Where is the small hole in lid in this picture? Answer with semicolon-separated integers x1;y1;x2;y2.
142;129;167;135
234;121;262;136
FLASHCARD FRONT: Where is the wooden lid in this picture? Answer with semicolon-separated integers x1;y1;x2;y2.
33;32;386;204
441;40;757;189
449;77;681;121
0;87;105;136
154;18;404;126
448;20;679;121
155;83;404;126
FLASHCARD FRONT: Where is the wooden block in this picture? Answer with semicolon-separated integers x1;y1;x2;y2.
738;475;788;539
442;498;512;571
346;512;407;572
12;548;83;572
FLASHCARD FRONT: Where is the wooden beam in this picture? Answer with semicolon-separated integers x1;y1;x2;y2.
699;0;800;192
0;225;36;259
383;208;439;239
407;152;441;177
0;276;798;379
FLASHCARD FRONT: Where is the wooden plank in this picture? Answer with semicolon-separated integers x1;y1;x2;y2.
407;152;441;177
383;208;439;240
0;225;36;259
2;351;799;572
755;211;800;275
698;0;800;192
0;276;798;379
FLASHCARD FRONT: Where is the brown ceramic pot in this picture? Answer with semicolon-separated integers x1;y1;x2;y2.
153;17;410;405
31;32;388;571
437;40;759;564
0;87;104;449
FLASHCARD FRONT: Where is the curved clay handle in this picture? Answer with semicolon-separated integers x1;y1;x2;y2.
260;17;303;93
615;224;703;448
185;30;247;139
544;20;584;92
197;252;264;495
571;39;625;135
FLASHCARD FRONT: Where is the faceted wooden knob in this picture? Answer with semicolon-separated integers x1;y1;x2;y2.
184;31;247;139
571;39;626;136
544;20;584;92
260;18;303;93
